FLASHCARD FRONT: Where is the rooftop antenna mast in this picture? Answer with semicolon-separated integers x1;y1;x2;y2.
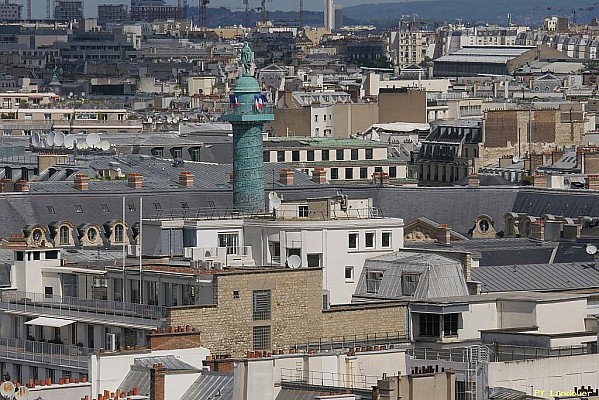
243;0;248;27
46;0;52;19
299;0;304;28
26;0;31;19
260;0;269;23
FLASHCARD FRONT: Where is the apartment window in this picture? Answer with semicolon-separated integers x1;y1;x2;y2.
366;270;384;293
269;241;280;263
307;254;321;267
402;274;420;296
444;314;459;337
351;149;358;160
389;166;397;178
419;313;440;337
307;150;314;161
233;290;240;299
365;232;375;248
277;151;285;162
321;150;329;161
455;381;467;400
381;231;392;248
330;168;338;179
360;167;368;179
365;148;373;159
263;151;270;162
298;205;309;217
114;224;125;243
218;233;239;255
314;114;318;122
44;286;53;298
336;149;344;160
252;290;271;320
345;266;354;282
151;147;163;158
252;325;271;351
348;232;358;249
345;168;353;179
291;150;300;162
59;226;70;245
171;148;183;160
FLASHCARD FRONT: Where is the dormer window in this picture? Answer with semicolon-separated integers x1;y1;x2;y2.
87;227;98;242
59;226;70;245
114;224;125;243
32;228;43;245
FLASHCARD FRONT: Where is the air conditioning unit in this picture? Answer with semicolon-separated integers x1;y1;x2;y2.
106;333;116;352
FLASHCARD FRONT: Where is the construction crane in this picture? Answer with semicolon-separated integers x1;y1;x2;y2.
199;0;208;27
243;0;248;27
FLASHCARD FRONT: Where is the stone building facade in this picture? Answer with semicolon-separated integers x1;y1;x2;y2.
167;267;406;356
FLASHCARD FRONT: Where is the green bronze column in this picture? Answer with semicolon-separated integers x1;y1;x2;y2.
221;43;274;213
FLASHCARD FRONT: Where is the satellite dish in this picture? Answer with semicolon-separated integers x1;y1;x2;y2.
47;131;55;146
270;195;281;210
512;155;520;163
54;131;65;146
148;117;153;123
167;117;173;123
100;141;111;151
286;254;301;268
64;134;75;149
86;133;100;148
14;385;29;400
586;244;597;255
0;381;15;397
31;132;41;146
79;141;89;149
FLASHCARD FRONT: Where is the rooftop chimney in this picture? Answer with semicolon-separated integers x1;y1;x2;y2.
179;171;194;187
530;220;545;242
0;179;13;193
372;172;389;185
74;174;90;191
15;180;29;192
436;224;451;245
150;363;165;400
586;175;599;190
311;167;327;184
279;168;294;186
467;174;480;187
533;173;546;188
127;173;143;189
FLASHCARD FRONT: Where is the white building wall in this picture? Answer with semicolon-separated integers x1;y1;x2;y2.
488;353;599;395
459;302;498;340
535;300;587;334
165;372;202;400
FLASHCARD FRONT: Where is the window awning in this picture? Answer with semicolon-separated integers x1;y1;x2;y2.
25;317;75;328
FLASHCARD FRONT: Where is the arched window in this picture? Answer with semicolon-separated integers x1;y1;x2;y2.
59;226;70;245
114;224;124;244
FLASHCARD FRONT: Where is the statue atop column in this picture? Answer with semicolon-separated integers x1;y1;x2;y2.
241;42;253;76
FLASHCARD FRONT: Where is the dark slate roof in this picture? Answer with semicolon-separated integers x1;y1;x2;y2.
512;189;599;218
275;389;322;400
355;251;469;299
453;174;515;187
119;355;196;396
472;262;599;292
179;371;233;400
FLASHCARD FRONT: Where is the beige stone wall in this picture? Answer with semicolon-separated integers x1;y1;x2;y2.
333;102;379;138
322;303;406;339
378;89;427;123
168;268;407;356
271;107;312;136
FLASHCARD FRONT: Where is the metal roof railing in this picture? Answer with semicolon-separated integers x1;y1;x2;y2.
0;337;91;370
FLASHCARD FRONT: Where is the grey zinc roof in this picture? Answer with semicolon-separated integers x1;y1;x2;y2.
119;355;196;396
179;371;234;400
275;388;323;400
355;251;469;299
512;189;599;218
472;262;599;293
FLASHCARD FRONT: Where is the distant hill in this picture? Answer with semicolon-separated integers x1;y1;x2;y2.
342;0;599;28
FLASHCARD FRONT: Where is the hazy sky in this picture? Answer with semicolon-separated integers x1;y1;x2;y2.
15;0;404;18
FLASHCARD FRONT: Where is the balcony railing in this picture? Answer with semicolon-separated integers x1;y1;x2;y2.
224;103;274;116
0;290;167;329
184;246;253;262
289;331;408;353
0;337;91;370
279;367;379;390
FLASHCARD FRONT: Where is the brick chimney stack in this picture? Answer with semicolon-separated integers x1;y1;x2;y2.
127;173;143;189
467;174;480;187
150;363;165;400
15;180;29;192
530;220;545;242
74;174;90;191
436;224;451;245
279;168;294;186
311;167;327;184
179;171;194;187
533;173;546;188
